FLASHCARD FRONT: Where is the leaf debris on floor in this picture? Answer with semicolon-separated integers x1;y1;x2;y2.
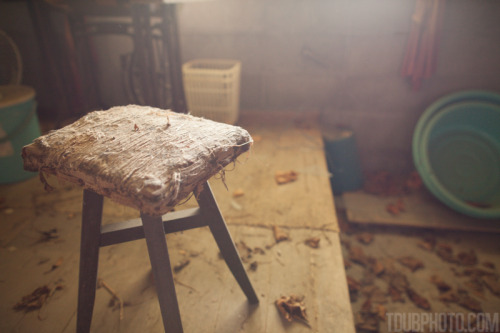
275;295;309;325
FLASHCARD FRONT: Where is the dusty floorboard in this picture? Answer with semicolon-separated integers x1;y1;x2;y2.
343;189;500;232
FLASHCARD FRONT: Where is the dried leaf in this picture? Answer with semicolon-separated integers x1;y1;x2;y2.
388;286;405;303
457;293;482;312
13;281;64;313
356;232;374;245
439;290;459;302
430;275;452;292
45;257;64;274
457;250;478;266
249;261;258;272
275;170;298;185
38;228;59;243
376;304;387;321
347;276;361;292
232;189;245;197
236;241;253;262
406;288;431;310
368;258;385;276
482;275;500;297
272;226;289;243
417;236;436;251
465;277;484;295
398;256;424;272
304;237;320;248
348;246;370;267
482;262;496;270
436;243;459;264
173;259;190;273
275;295;308;324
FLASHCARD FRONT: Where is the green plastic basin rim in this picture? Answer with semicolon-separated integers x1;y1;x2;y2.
413;90;500;171
415;101;500;219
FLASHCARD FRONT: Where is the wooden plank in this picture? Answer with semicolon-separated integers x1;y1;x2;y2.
206;111;339;232
343;189;500;232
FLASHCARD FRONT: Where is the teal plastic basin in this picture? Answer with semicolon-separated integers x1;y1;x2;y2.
414;100;500;219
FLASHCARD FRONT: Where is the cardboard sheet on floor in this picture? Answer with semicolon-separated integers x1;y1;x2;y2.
343;189;500;232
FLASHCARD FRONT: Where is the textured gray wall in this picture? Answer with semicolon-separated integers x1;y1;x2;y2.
177;0;500;171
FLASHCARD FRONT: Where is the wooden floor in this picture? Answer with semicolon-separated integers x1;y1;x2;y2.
0;111;354;333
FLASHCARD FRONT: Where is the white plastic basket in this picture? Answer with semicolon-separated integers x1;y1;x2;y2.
182;59;241;124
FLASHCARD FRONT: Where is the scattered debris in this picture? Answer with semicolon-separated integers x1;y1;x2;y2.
457;290;482;312
405;171;422;190
44;257;64;274
275;170;298;185
465;277;484;296
37;228;59;243
376;304;387;321
436;243;459;264
363;171;416;197
482;261;496;270
272;226;289;243
252;135;262;143
38;258;50;265
348;246;370;267
98;279;124;320
439;290;459;302
3;207;14;215
13;280;64;314
430;275;452;292
388;286;405;303
368;258;385;276
304;237;320;248
386;198;405;216
236;241;266;264
253;247;266;255
230;200;243;210
356;232;374;245
236;241;253;262
406;288;431;310
363;285;388;304
355;299;379;332
249;261;258;272
398;256;424;272
173;259;190;273
347;276;361;302
232;189;245;197
417;236;436;251
275;295;309;325
482;275;500;297
457;250;478;266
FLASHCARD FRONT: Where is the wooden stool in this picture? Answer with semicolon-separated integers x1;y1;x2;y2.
22;106;258;333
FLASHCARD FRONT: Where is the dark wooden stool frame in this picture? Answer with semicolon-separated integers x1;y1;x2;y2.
77;181;258;333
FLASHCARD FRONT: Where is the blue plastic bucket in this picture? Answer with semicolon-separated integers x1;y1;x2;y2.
0;85;41;184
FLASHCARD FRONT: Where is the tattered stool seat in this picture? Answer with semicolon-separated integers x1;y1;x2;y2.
22;105;258;333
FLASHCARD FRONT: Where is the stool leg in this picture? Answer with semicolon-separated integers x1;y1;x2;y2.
141;213;183;333
77;190;104;333
197;182;259;304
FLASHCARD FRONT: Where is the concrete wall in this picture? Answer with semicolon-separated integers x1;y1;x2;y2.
177;0;500;171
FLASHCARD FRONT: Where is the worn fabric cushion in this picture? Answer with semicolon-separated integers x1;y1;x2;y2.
22;105;252;215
